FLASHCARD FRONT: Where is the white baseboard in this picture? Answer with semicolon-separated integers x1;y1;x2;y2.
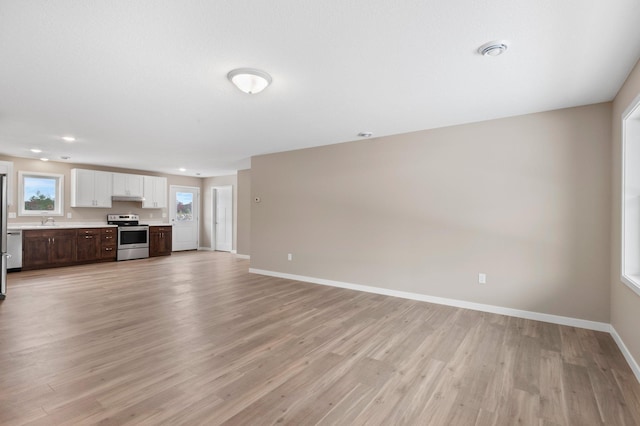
235;254;250;260
610;326;640;383
231;249;237;254
249;268;611;333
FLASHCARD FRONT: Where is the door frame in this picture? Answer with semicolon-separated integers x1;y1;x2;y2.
170;185;200;251
211;185;233;252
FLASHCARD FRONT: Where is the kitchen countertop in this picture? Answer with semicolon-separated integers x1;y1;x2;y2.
8;223;119;231
8;222;173;231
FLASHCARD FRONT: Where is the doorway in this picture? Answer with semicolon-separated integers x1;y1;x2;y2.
211;186;233;252
170;185;200;251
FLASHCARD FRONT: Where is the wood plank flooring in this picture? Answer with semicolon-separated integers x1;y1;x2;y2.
1;251;639;425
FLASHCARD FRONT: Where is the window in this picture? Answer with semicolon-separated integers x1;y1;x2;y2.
18;171;64;216
175;191;193;221
621;94;640;296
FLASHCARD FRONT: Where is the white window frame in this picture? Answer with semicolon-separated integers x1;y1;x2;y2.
621;93;640;297
18;171;65;217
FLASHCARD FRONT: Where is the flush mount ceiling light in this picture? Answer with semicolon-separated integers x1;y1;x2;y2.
227;68;272;94
478;40;509;57
30;148;42;153
61;135;76;142
179;167;187;172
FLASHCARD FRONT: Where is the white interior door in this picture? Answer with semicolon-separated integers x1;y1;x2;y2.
170;186;200;251
212;186;233;252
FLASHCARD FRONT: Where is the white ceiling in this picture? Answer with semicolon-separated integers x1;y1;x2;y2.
1;0;639;177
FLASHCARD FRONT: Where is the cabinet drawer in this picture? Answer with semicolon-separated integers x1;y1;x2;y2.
78;228;100;236
101;234;116;244
101;246;117;260
150;226;172;233
101;227;116;235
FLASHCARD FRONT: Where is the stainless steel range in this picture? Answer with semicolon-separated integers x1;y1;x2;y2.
107;214;149;261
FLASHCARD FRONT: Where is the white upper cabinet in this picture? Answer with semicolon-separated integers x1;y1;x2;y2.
71;169;113;208
142;176;167;208
112;173;144;197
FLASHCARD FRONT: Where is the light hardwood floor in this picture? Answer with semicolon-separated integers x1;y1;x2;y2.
1;251;639;425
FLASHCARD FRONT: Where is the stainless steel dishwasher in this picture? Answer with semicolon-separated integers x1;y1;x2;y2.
7;229;22;270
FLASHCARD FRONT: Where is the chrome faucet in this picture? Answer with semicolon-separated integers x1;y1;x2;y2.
41;216;55;226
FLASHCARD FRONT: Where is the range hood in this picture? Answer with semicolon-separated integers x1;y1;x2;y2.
111;195;145;202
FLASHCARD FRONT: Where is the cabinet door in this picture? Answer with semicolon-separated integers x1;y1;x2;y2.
71;169;113;208
23;233;51;269
113;173;143;197
50;231;77;265
112;173;128;196
94;171;113;208
127;174;144;197
71;169;96;207
142;176;155;208
143;176;167;208
160;229;172;255
154;177;167;208
149;230;161;257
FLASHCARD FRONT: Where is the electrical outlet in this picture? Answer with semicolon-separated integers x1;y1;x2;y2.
66;212;72;219
149;213;154;218
287;253;292;261
478;273;487;284
8;212;16;219
162;212;167;218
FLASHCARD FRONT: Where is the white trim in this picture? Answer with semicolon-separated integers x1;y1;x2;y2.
235;254;250;259
211;185;234;252
231;249;237;254
620;93;640;296
249;268;610;332
610;325;640;383
18;171;65;216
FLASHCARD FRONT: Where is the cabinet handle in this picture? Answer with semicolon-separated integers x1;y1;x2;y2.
52;237;55;244
85;236;93;239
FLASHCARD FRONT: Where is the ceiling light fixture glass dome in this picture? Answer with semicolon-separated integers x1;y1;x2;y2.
227;68;272;94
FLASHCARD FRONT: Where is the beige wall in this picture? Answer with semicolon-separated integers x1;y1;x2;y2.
611;59;640;365
237;169;251;256
0;155;202;226
251;103;612;322
201;174;237;250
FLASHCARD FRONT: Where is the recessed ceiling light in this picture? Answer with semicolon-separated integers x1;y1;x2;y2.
60;156;71;160
40;158;49;162
478;40;509;56
30;148;42;153
179;168;187;172
61;136;76;142
196;173;201;176
358;132;373;138
227;68;272;94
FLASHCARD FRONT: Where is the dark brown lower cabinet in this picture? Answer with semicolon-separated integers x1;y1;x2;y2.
101;227;117;260
22;227;118;270
77;228;101;262
23;229;77;270
150;226;172;257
